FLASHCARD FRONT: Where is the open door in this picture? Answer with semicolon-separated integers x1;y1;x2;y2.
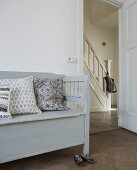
119;0;137;133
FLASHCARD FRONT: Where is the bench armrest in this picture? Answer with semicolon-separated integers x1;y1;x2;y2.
63;75;90;114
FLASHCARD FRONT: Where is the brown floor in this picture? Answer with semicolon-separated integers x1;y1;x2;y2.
1;129;137;170
90;108;120;134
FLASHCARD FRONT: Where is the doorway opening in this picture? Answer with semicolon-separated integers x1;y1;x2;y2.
83;0;120;134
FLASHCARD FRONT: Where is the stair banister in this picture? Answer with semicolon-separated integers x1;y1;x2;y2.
84;34;112;111
104;60;112;110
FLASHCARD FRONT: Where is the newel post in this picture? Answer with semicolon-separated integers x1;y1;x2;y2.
104;60;112;110
104;60;112;76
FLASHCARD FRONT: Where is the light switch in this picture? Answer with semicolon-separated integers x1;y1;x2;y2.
67;57;77;63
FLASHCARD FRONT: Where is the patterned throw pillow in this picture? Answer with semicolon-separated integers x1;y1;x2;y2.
0;86;12;119
0;76;41;115
34;78;66;111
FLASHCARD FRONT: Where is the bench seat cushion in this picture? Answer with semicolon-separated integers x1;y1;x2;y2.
0;109;83;126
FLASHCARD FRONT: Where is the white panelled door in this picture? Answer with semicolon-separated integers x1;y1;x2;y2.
119;0;137;133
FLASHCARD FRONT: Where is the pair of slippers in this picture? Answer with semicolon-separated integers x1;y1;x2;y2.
74;154;96;166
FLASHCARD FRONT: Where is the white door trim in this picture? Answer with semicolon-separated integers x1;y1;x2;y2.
101;0;123;126
118;7;123;126
99;1;123;115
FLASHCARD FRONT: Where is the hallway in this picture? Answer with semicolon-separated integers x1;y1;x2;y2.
90;108;120;134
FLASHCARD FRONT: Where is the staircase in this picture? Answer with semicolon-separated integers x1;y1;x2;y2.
84;35;111;112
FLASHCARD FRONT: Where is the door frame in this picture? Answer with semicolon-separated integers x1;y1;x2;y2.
102;1;123;118
80;0;123;117
118;6;123;126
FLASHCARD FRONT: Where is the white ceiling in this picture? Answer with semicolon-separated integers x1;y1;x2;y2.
96;11;118;28
85;0;119;29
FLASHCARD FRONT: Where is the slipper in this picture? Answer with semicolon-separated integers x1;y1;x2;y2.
74;155;87;166
80;154;96;164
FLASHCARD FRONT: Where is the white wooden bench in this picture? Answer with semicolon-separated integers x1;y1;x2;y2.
0;71;90;164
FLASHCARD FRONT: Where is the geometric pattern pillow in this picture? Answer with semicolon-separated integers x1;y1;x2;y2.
34;78;66;111
0;86;12;119
0;76;41;115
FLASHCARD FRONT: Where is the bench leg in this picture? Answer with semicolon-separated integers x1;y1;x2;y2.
81;106;90;156
83;114;89;156
83;138;89;156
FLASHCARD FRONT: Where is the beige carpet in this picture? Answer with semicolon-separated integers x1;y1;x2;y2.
1;129;137;170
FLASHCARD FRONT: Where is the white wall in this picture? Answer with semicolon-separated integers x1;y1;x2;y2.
84;6;114;75
0;0;83;76
85;25;114;65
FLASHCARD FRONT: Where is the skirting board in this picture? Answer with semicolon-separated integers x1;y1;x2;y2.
90;107;111;112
